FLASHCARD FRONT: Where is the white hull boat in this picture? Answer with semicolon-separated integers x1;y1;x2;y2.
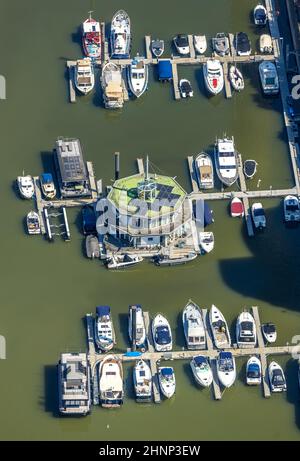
106;254;143;269
195;152;214;189
259;61;279;95
215;136;238;186
27;211;41;235
182;300;206;350
244;159;257;179
94;306;116;352
209;305;231;349
152;314;172;352
133;359;152;402
253;4;268;26
190;356;213;387
179;79;193;98
203;59;224;95
236;311;257;348
261;323;277;344
99;355;124;407
260;34;273;54
229;65;244;91
194;35;207;54
17;174;34;199
101;61;124;109
74;58;95;95
128;305;147;350
151;39;164;57
110;9;131;58
284;195;300;223
251;202;266;229
246;356;262;385
212;33;230;56
217;351;236;388
127;55;149;98
173;34;190;55
158;367;176;398
268;361;287;393
199;232;214;254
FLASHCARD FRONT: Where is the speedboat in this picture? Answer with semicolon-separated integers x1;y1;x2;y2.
261;323;277;343
230;197;244;218
251;202;266;230
17;174;34;199
194;35;207;54
85;235;100;259
151;39;164;57
212;33;230;56
173;34;190;55
179;79;193;98
152;313;172;352
268;361;287;393
199;232;214;254
209;305;231;349
214;136;238;187
158;367;176;398
259;61;279;95
253;3;268;26
246;356;262;385
260;34;273;54
217;351;236;388
244;159;257;179
236;311;257;348
94;305;116;352
154;253;197;266
127;55;149;98
99;355;124;407
182;300;206;350
229;65;244;92
106;254;143;269
128;305;146;350
40;173;56;199
190;356;213;387
203;59;224;95
27;211;41;235
284;195;300;223
133;359;152;402
74;58;95;95
235;32;251;56
195;152;214;189
110;9;131;58
82;12;101;58
101;62;124;109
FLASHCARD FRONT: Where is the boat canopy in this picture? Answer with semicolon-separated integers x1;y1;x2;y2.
96;306;110;316
220;351;232;360
41;173;53;183
194;356;207;366
124;351;142;357
158;60;172;80
161;367;173;376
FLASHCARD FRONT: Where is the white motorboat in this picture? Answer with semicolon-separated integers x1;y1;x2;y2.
127;55;149;98
261;323;277;344
17;174;34;199
217;351;236;388
195;152;214;189
209;305;231;349
106;254;143;269
99;355;124;407
230;197;244;218
203;59;224;95
193;35;207;54
26;211;41;235
40;173;56;199
244;159;257;179
173;34;190;55
253;3;268;26
151;39;164;57
190;356;213;387
85;235;100;259
260;34;273;54
235;32;251;56
229;65;244;91
101;62;124;109
284;195;300;223
199;232;214;254
236;311;257;348
94;306;116;352
152;313;172;352
179;79;193;98
74;58;95;95
158;366;176;398
133;359;152;402
251;202;266;229
268;361;287;393
259;61;279;95
214;136;238;187
246;356;262;385
182;300;206;350
212;33;230;57
110;9;131;58
128;305;146;350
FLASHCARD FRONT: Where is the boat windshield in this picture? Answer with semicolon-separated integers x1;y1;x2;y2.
247;365;260;378
219;151;234;157
286;204;299;212
272;369;285;386
254;208;265;217
265;77;275;85
156;326;171;345
264;324;276;334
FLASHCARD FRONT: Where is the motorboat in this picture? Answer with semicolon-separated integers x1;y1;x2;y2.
127;55;149;98
182;300;206;350
199;232;214;254
94;306;116;352
193;35;207;54
154;253;197;266
190;356;213;387
133;359;152;402
209;305;231;349
244;159;257;179
152;313;172;352
17;174;34;199
101;62;124;109
229;65;244;91
236;310;257;348
158;367;176;398
253;3;268;26
82;205;97;235
260;34;273;54
259;61;279;95
82;12;101;58
128;305;147;350
217;351;236;388
40;173;56;199
110;9;131;58
27;211;41;235
195;152;214;189
85;235;100;259
230;197;244;218
203;59;224;95
173;34;190;55
151;39;164;57
246;356;262;385
284;195;300;223
99;355;124;407
106;254;143;269
251;202;266;230
212;33;230;56
262;323;277;343
235;32;251;56
268;361;287;393
74;58;95;95
179;79;193;98
214;136;238;187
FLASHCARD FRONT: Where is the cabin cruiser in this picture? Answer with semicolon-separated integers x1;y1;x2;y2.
85;235;99;259
251;202;266;230
106;254;143;269
173;34;190;55
214;136;238;187
217;351;236;388
151;39;164;57
94;306;116;352
246;356;262;385
40;173;56;199
244;159;257;179
199;232;214;254
212;33;230;57
101;62;124;109
194;35;207;54
179;79;193;98
209;305;231;349
236;311;257;348
235;32;251;56
27;211;41;235
190;356;213;387
261;323;277;343
154;253;197;266
229;65;244;91
230;197;244;218
268;361;287;392
133;360;152;402
195;152;214;189
152;313;172;352
203;59;224;95
82;13;101;58
74;58;95;95
259;61;279;95
284;195;300;223
182;300;206;350
128;305;146;350
17;174;34;199
158;367;176;398
99;355;124;407
110;10;131;58
127;55;149;98
253;3;268;26
260;34;273;54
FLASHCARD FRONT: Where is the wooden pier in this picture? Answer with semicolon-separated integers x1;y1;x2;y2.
251;306;271;398
145;35;152;61
143;311;161;403
171;61;181;100
223;61;232;99
33;177;46;234
66;62;76;103
100;22;107;63
203;309;222;400
237;154;254;237
187;156;199;193
137;158;145;175
188;35;195;59
121;67;129;101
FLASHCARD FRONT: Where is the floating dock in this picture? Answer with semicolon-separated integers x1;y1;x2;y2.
145;35;152;60
171;61;180;100
187;156;199;193
223;61;232;99
66;62;76;103
237;154;254;237
203;309;222;400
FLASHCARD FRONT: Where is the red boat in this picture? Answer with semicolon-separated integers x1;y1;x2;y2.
82;12;101;59
230;197;244;217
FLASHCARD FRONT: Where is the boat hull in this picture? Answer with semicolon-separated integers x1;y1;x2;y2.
110;10;131;59
182;301;206;350
209;305;231;349
152;314;172;352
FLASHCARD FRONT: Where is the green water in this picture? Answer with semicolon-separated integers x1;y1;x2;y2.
0;0;300;440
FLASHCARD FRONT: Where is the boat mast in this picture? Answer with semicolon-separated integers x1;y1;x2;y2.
88;10;93;20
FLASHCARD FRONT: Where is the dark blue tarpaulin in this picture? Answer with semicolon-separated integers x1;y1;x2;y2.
158;60;172;81
96;306;110;316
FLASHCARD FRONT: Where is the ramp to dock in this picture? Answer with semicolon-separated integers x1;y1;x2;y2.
145;36;152;60
143;311;161;403
171;62;181;100
252;306;271;398
187;156;199;193
202;309;222;400
223;62;232;99
237;154;254;237
66;62;76;103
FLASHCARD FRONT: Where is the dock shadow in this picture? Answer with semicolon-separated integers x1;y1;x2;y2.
285;357;300;430
124;364;135;401
175;312;186;349
71;26;82;48
44;365;60;417
118;313;129;349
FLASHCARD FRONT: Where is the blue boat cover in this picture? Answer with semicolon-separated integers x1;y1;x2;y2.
219;351;232;360
96;306;110;316
124;351;142;357
194;356;206;366
248;363;259;371
193;200;214;227
204;203;214;226
161;367;173;376
41;173;53;183
158;60;172;80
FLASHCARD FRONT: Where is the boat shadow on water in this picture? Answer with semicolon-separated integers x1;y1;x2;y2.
44;365;60;417
285;358;300;430
71;25;82;47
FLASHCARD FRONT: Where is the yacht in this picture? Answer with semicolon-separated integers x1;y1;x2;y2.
128;305;147;350
284;195;300;223
209;305;231;349
82;12;101;58
94;306;116;352
253;4;268;26
40;173;56;199
235;32;251;56
173;34;190;55
230;197;244;218
268;361;287;393
133;360;152;402
74;58;95;95
179;79;193;98
229;65;244;92
127;55;149;98
244;159;257;179
203;59;224;95
199;232;214;254
212;33;230;56
259;61;279;95
99;355;124;407
151;39;164;57
246;356;262;385
261;323;277;344
101;62;124;109
110;10;131;58
17;174;34;199
152;313;172;352
217;351;236;388
214;136;238;187
26;211;41;235
190;356;213;387
106;254;143;269
260;34;273;54
236;311;257;348
251;202;266;230
195;152;214;189
158;367;176;398
182;300;206;350
194;35;207;54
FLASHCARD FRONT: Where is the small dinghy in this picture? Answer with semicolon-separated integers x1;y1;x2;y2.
230;197;244;218
212;33;230;56
133;359;152;402
194;35;207;54
229;65;244;91
85;235;100;259
209;305;231;349
190;356;213;387
151;39;164;57
268;361;287;393
182;300;206;350
261;323;277;344
244;159;257;179
251;202;266;230
195;152;214;189
284;195;300;223
199;232;214;254
217;351;236;388
128;305;146;350
106;254;143;269
246;356;262;385
236;311;257;348
27;211;41;235
179;79;193;98
158;367;176;398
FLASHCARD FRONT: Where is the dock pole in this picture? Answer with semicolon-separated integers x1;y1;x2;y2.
115;152;120;180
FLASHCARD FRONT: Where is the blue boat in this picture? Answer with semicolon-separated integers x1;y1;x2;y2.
40;173;56;199
193;200;214;227
158;60;173;82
